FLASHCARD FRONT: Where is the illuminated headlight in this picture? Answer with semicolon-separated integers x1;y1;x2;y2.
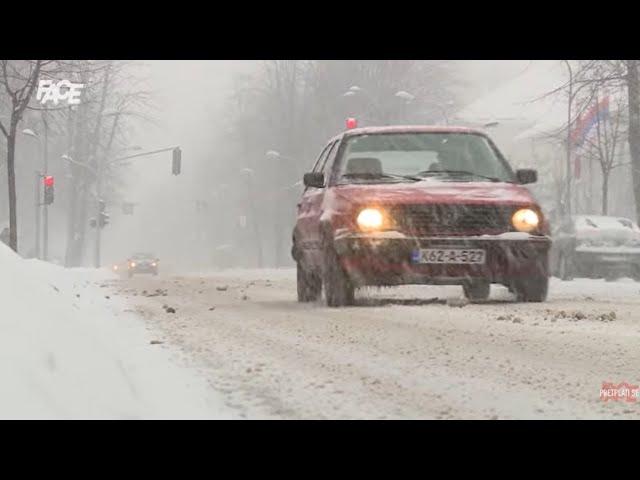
357;208;384;231
113;265;119;271
512;208;540;233
151;262;157;267
130;262;136;268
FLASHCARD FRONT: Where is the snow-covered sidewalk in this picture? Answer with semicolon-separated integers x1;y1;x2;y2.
0;244;233;419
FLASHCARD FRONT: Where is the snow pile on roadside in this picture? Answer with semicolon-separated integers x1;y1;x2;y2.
0;244;232;419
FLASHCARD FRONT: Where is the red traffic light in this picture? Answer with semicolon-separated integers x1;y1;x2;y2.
346;118;358;130
44;175;54;187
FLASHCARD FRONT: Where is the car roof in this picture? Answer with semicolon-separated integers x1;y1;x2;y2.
572;215;638;230
331;125;487;140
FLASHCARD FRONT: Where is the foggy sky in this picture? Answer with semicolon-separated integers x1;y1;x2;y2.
101;60;531;269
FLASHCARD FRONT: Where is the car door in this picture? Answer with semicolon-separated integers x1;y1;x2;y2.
295;141;334;267
307;140;343;264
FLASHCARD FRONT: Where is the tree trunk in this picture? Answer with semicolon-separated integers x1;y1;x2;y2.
602;172;609;215
627;60;640;223
6;124;17;252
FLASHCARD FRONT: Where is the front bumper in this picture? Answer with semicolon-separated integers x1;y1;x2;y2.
130;265;158;274
333;231;551;287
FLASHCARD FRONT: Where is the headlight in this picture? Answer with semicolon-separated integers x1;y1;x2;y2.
512;208;540;233
113;265;119;270
130;262;136;268
356;208;384;231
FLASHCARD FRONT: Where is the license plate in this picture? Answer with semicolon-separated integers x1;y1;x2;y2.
412;248;486;264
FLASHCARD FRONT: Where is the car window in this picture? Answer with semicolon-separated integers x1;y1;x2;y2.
316;140;337;176
311;143;332;174
321;141;340;185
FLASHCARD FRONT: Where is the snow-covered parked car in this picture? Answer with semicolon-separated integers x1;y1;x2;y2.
550;214;640;281
291;125;552;306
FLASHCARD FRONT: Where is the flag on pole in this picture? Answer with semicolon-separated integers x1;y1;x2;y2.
570;96;610;148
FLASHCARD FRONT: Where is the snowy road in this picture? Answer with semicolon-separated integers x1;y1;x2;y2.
109;270;640;419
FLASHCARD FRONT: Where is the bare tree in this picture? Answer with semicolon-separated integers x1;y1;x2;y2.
0;60;43;251
60;60;154;267
577;91;626;214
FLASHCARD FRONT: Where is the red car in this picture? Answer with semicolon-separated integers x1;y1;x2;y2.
291;126;551;306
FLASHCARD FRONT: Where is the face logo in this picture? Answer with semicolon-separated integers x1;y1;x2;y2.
36;79;85;105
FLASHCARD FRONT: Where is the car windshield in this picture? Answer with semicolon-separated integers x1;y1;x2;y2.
337;132;515;184
133;253;155;259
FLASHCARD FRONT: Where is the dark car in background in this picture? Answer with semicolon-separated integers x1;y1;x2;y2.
127;253;159;278
550;215;640;281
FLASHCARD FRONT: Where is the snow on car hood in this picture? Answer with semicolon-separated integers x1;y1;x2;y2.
332;179;536;206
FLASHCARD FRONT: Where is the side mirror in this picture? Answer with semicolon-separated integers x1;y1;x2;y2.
303;172;324;188
516;169;537;185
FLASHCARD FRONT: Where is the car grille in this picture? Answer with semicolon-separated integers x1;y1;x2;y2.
393;204;516;236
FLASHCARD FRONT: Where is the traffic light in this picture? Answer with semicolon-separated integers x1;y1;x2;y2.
98;200;109;228
43;176;54;205
172;147;181;175
99;212;110;228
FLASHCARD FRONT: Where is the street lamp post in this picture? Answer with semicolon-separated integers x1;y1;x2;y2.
265;150;299;267
22;128;46;259
241;167;263;268
564;60;573;216
342;86;388;124
394;91;455;125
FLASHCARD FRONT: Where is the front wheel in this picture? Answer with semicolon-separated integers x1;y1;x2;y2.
513;276;549;302
297;263;321;302
322;244;354;307
463;280;491;302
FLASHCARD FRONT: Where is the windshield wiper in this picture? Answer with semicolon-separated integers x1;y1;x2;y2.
341;172;422;182
416;169;505;182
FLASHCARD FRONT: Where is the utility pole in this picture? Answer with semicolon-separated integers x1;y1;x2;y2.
34;171;41;259
42;108;50;261
94;158;103;268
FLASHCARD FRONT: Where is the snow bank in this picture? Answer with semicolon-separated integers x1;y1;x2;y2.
0;244;232;419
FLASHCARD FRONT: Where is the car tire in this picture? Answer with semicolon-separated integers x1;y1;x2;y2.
513;276;549;302
558;254;574;281
297;263;321;302
463;280;491;302
322;244;354;307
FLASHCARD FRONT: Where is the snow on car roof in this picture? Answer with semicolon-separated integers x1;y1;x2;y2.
573;215;638;230
342;125;486;136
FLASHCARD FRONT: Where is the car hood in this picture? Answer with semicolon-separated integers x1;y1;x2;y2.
331;179;537;206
